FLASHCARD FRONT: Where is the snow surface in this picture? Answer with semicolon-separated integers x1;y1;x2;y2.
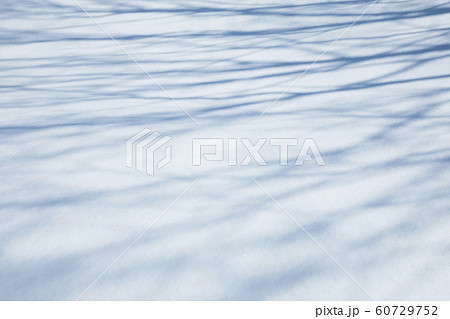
1;0;450;300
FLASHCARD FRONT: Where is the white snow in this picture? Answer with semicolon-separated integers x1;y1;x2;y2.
1;0;450;300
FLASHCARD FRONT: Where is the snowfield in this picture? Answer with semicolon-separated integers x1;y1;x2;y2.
1;0;450;300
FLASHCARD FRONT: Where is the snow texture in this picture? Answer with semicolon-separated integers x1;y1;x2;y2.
0;0;449;300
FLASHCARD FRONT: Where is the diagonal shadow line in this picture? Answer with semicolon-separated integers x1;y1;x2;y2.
251;177;375;301
71;0;200;126
76;177;200;300
251;0;380;125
